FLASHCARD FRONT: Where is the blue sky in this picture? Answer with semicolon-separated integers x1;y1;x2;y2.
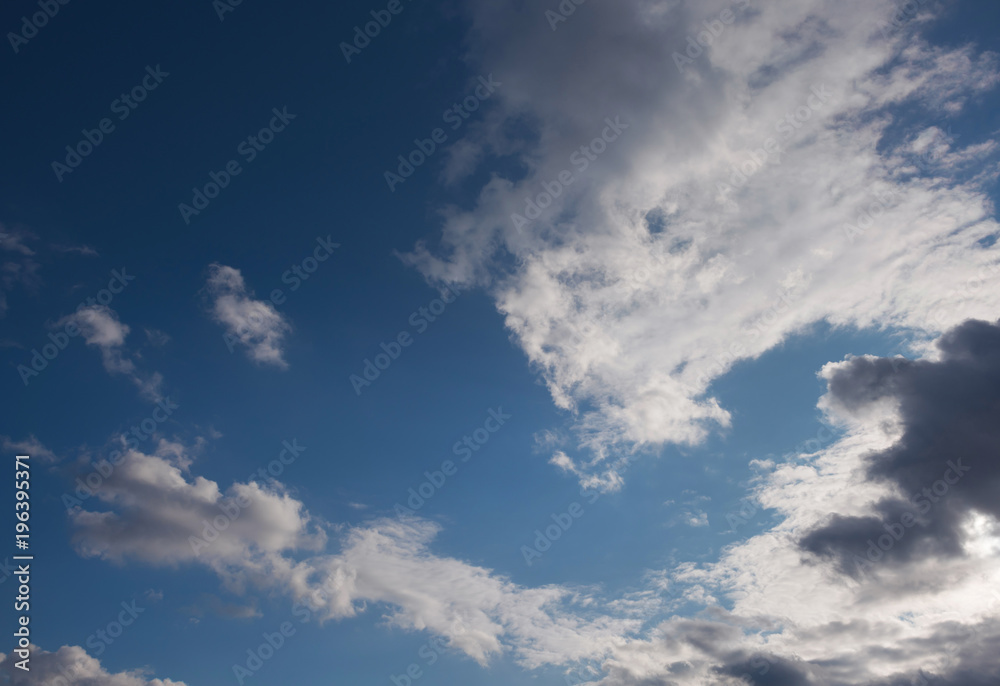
3;1;1000;685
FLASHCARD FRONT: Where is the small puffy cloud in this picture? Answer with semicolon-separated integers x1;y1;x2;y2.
144;328;170;346
51;243;99;257
204;263;291;368
64;304;129;350
0;644;186;685
69;441;326;575
58;305;163;401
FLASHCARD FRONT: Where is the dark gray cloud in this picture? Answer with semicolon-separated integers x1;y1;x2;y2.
713;653;815;685
800;319;1000;577
862;617;1000;686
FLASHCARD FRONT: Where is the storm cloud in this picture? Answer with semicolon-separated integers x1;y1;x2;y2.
800;318;1000;577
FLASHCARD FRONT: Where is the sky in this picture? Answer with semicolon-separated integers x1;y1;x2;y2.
1;0;1000;684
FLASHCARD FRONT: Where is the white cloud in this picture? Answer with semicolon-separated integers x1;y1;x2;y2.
55;3;1000;683
68;442;649;669
587;323;1000;685
0;229;35;256
58;305;163;401
0;226;41;317
0;434;57;463
403;0;1000;490
204;263;291;368
70;441;326;578
292;517;642;668
0;644;186;685
66;345;1000;684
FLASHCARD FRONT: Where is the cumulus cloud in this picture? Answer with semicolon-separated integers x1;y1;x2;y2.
800;319;1000;576
69;441;326;578
204;263;291;368
68;442;649;669
57;305;163;401
0;644;186;685
403;0;1000;489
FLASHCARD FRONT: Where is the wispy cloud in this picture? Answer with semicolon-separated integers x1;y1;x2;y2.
58;305;163;401
0;434;57;463
0;226;41;317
